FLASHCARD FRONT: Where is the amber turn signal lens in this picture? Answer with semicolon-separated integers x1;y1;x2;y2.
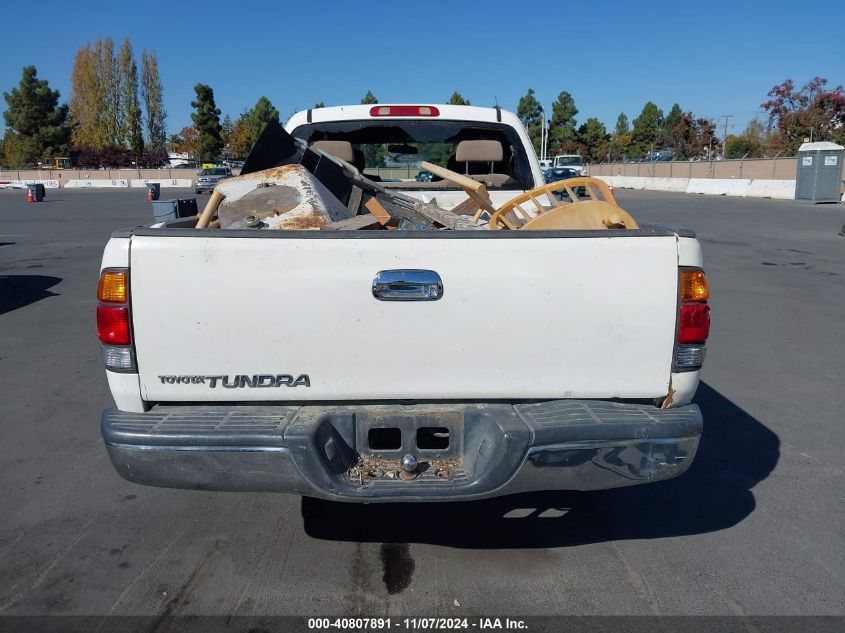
97;271;127;303
680;270;708;303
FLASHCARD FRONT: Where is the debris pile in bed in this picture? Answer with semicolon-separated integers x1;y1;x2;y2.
193;118;639;232
197;119;477;232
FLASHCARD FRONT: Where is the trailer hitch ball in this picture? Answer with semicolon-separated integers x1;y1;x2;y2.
399;453;419;480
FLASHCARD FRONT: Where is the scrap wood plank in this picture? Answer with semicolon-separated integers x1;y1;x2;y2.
364;197;393;225
412;201;478;230
375;197;433;229
320;213;381;230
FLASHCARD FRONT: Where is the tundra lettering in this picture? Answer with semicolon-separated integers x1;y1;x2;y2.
156;374;311;388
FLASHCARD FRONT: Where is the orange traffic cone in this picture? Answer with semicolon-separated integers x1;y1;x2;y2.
26;188;34;203
147;189;153;201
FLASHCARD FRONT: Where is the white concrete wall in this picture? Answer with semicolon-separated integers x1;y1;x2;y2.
129;179;193;188
591;176;797;199
65;179;129;188
0;179;60;189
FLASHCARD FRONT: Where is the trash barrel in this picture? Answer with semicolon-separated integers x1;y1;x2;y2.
151;199;179;221
175;198;199;218
27;184;45;202
147;182;161;200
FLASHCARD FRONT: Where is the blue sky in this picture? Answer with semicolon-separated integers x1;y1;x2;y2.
1;0;844;137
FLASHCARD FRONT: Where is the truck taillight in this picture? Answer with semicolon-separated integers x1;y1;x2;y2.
97;271;127;303
678;304;710;343
674;269;709;371
97;268;135;372
97;306;131;344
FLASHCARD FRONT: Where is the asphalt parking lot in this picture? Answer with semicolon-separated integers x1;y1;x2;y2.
0;188;843;619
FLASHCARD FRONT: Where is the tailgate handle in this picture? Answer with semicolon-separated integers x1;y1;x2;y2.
372;269;443;301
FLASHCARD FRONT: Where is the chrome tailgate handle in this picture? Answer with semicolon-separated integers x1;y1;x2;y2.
372;269;443;301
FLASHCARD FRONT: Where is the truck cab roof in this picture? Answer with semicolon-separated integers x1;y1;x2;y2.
285;104;523;130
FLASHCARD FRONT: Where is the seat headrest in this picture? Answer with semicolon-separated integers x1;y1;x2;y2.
456;140;503;162
310;140;355;163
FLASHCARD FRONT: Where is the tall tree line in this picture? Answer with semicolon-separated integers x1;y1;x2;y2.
517;87;721;162
69;37;166;160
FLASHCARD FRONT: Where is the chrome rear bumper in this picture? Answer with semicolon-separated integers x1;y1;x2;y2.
102;400;701;502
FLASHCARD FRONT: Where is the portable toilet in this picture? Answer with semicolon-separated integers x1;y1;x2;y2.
795;141;844;203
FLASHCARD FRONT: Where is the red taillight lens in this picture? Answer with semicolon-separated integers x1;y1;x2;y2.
678;303;710;343
97;305;131;345
369;105;440;117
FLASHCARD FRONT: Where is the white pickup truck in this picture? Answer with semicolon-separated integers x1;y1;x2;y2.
97;104;709;502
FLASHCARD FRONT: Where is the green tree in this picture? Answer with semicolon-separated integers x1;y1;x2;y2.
3;66;70;166
614;112;629;135
630;102;664;158
548;91;578;154
167;132;182;153
246;96;279;149
141;49;166;150
190;84;223;162
664;104;683;130
118;38;144;159
577;117;609;162
725;136;760;159
517;88;543;156
313;101;326;108
221;114;234;155
608;112;631;160
662;103;683;147
95;38;121;146
360;91;386;167
448;91;470;105
221;114;233;138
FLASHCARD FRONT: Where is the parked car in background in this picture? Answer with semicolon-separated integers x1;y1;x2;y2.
552;154;584;175
415;169;434;182
544;166;586;199
645;148;674;162
168;160;197;169
195;166;233;193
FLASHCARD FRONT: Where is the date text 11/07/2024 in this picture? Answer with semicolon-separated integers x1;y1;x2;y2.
306;618;528;630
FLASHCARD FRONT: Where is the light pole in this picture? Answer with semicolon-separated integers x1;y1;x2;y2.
539;106;547;162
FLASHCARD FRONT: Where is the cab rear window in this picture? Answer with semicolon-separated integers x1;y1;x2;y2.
290;119;533;190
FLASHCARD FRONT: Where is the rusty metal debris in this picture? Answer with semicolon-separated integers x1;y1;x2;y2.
347;454;463;484
215;164;353;230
